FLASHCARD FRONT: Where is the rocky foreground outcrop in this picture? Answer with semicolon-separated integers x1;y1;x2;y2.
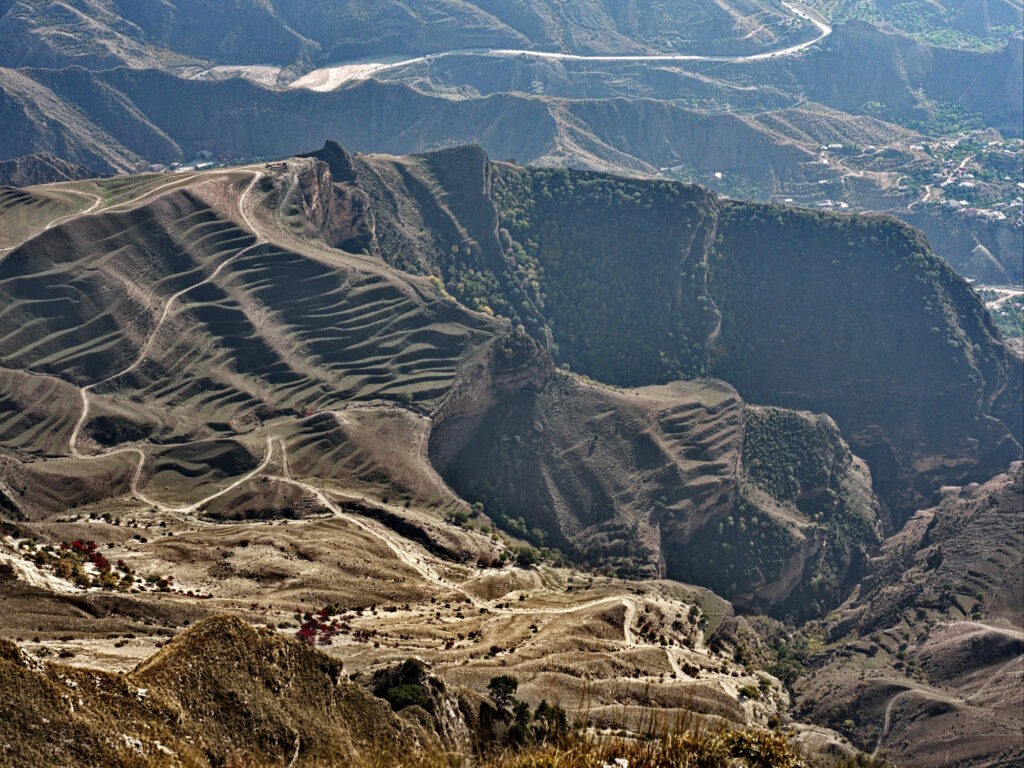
0;617;438;767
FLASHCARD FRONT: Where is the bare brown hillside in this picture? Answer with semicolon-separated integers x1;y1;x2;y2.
0;616;430;767
795;463;1024;766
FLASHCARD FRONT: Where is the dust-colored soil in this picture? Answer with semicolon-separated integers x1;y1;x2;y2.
0;160;793;758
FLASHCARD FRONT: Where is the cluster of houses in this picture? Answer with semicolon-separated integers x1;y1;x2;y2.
922;133;1024;229
147;149;253;174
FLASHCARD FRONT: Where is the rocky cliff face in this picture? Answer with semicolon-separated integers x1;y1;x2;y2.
283;153;379;256
429;328;554;474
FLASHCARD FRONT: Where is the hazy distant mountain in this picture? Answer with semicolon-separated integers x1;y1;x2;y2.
2;1;1021;288
0;0;812;71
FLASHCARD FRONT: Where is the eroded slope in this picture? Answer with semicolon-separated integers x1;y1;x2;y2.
794;463;1024;766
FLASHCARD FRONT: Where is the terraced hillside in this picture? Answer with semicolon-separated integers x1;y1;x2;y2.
794;462;1024;767
432;368;881;620
0;144;1021;766
0;184;92;250
5;160;819;761
0;169;498;510
3;145;1017;595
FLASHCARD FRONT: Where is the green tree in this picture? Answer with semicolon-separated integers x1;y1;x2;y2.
516;546;540;568
488;675;519;709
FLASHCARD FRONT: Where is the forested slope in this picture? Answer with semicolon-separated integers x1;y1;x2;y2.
307;145;1022;525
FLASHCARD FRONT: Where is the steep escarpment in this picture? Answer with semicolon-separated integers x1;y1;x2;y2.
490;164;722;383
430;333;882;617
709;203;1023;520
478;161;1021;521
297;144;549;328
292;141;1020;527
732;406;881;619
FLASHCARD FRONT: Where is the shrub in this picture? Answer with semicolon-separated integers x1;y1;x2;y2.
516;546;539;568
385;683;431;711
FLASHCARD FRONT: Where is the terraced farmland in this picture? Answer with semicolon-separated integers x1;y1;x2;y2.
0;166;499;514
0;184;93;250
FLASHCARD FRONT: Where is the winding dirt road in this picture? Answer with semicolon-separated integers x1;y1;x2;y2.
872;689;910;759
0;188;104;258
66;171;266;512
272;441;653;649
41;164;695;661
44;189;103;231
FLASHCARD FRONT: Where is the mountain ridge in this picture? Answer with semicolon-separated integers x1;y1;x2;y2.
0;141;1020;767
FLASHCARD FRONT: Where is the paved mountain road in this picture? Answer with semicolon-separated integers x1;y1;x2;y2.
289;1;832;92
